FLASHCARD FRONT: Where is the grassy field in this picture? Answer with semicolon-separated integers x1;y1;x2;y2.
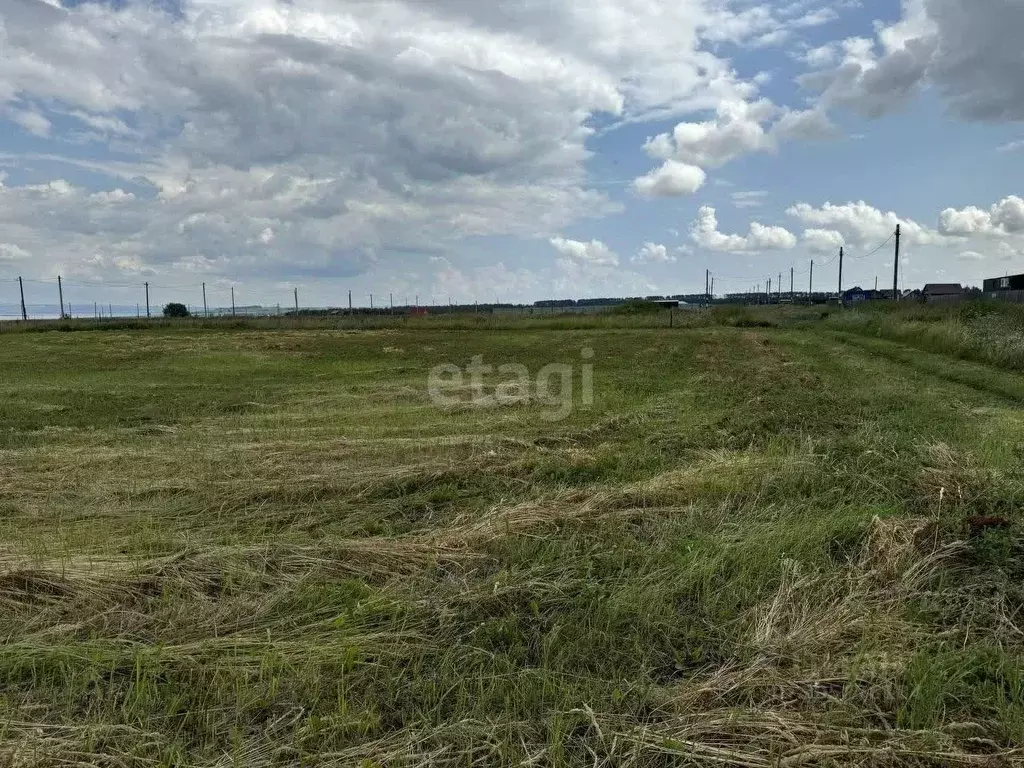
1;305;1024;766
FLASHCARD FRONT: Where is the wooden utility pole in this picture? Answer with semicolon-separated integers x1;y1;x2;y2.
893;224;901;300
790;267;794;302
145;281;150;318
58;275;64;318
778;272;782;303
348;290;353;314
202;282;208;317
705;269;710;307
231;286;236;316
294;287;299;315
837;247;843;303
18;277;26;321
809;260;814;304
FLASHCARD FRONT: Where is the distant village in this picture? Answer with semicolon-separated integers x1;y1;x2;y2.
537;271;1024;309
270;272;1024;319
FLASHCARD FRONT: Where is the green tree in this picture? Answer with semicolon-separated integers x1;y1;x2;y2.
162;302;190;318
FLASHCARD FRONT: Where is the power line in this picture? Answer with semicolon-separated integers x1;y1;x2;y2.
846;232;896;261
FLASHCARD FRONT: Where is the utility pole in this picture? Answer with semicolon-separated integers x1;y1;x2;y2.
231;286;236;317
837;247;843;304
18;277;26;321
58;275;65;319
294;287;299;315
809;261;814;304
202;282;208;317
874;276;878;292
710;277;715;298
389;293;393;312
705;269;710;307
370;294;374;310
767;277;771;304
94;301;98;319
136;303;140;318
108;304;112;318
893;224;901;301
348;290;353;315
145;281;150;318
415;294;419;308
778;272;782;303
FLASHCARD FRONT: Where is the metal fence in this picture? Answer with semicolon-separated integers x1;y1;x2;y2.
986;290;1024;304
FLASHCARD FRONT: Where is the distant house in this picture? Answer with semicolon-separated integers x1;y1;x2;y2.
983;274;1024;293
981;274;1024;303
923;283;965;304
901;289;923;301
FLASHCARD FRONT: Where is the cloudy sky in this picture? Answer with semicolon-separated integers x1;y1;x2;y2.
1;0;1023;309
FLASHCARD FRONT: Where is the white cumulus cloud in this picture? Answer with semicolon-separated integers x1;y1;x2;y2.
691;207;797;252
632;242;677;264
549;237;619;267
0;0;791;291
798;0;1024;122
940;196;1024;236
803;228;846;254
787;201;941;246
633;161;706;198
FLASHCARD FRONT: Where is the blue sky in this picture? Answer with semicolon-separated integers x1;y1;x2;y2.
1;0;1023;310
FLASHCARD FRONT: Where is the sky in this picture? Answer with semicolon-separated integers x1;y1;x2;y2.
1;0;1024;310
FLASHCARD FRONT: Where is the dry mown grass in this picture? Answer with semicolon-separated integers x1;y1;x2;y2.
0;322;1023;766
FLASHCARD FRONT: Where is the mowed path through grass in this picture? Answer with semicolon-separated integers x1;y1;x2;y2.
0;323;1022;766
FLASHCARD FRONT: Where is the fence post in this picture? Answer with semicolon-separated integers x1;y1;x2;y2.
893;224;901;300
18;277;27;321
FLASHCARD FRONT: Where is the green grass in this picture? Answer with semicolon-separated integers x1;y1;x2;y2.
1;307;1024;765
